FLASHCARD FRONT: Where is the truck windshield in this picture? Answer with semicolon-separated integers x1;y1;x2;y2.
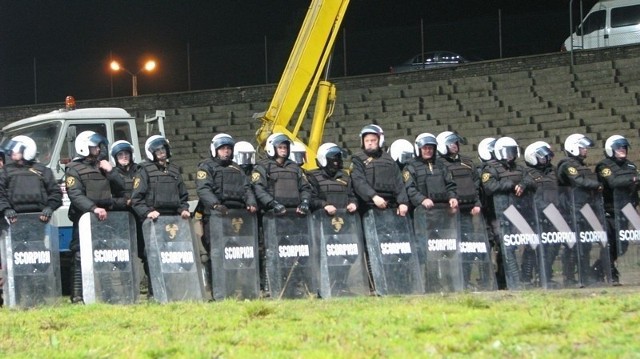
1;122;61;165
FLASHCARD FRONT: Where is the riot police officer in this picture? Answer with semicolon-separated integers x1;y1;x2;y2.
251;133;312;215
403;133;458;210
65;131;125;303
308;142;358;214
595;135;639;284
481;136;534;289
0;135;62;224
131;135;191;221
196;133;257;251
557;134;602;285
110;140;149;294
436;131;481;214
523;141;559;286
350;124;409;216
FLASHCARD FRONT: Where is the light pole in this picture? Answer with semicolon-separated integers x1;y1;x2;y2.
110;59;156;96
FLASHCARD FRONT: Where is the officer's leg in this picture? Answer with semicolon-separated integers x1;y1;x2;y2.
605;216;621;284
200;215;213;297
70;221;83;304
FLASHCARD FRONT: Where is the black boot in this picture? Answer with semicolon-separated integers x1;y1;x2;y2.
71;252;83;304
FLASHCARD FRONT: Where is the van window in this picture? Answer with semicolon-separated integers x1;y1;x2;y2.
612;5;640;28
577;10;606;35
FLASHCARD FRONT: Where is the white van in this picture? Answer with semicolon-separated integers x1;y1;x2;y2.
562;0;640;51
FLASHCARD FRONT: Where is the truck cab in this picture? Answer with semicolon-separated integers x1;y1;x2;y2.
0;106;146;252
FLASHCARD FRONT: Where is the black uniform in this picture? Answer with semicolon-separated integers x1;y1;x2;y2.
403;157;457;208
196;157;257;250
65;157;126;302
307;167;357;210
595;156;640;282
131;161;190;218
481;159;534;288
437;154;481;210
0;161;62;215
251;158;311;210
557;156;602;284
350;149;409;210
524;163;560;284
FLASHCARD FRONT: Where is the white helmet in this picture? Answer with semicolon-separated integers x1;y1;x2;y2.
75;131;108;158
604;135;630;158
524;141;554;166
234;141;255;165
144;135;171;161
436;131;464;156
7;135;37;162
478;137;497;162
289;141;307;165
494;137;520;161
563;134;594;157
360;124;385;148
388;139;414;164
110;140;134;162
316;142;346;168
414;133;437;156
210;133;235;158
265;133;291;158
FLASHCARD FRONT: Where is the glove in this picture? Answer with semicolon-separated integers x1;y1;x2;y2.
213;204;229;215
41;207;53;220
3;209;17;221
297;199;310;215
271;201;286;216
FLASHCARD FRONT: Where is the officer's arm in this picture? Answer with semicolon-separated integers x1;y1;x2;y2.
307;172;326;210
600;163;637;189
43;168;63;211
105;167;126;196
177;171;191;214
251;165;275;208
443;164;458;200
346;176;358;208
403;165;426;207
393;166;410;205
65;167;98;213
559;162;601;190
0;169;12;213
481;166;512;196
241;171;258;208
131;167;152;218
470;161;483;207
195;164;220;209
350;156;377;202
298;169;312;202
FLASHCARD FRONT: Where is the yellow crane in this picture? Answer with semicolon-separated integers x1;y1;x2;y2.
254;0;350;170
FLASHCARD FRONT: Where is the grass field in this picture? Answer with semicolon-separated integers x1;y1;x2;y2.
1;287;639;358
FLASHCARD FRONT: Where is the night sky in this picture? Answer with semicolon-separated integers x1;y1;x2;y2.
0;1;597;107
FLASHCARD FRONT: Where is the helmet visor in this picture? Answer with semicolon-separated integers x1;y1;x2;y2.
500;146;519;161
234;152;255;165
577;136;594;149
611;138;630;151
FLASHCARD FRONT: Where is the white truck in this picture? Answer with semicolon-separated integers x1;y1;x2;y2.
0;103;168;291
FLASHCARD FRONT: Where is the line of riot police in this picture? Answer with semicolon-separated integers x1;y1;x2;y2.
1;125;638;307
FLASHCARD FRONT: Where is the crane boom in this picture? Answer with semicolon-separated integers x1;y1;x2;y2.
254;0;349;169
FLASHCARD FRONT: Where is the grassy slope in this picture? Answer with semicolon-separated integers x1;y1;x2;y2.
1;288;639;358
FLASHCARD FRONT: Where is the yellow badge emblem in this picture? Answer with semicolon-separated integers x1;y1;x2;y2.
196;170;207;180
231;218;244;234
402;170;410;183
65;176;75;187
601;168;612;177
331;217;345;232
568;167;578;175
481;173;491;183
251;172;260;183
133;177;141;189
165;223;179;239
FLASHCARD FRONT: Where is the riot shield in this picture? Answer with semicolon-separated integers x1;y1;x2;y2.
362;209;423;295
79;211;138;304
612;189;640;285
263;211;317;299
311;209;369;298
458;211;496;291
413;205;464;293
143;216;205;303
209;209;259;300
493;192;546;290
558;187;612;287
533;189;576;289
0;213;61;308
